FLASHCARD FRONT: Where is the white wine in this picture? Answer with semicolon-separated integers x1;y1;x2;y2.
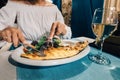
92;23;117;39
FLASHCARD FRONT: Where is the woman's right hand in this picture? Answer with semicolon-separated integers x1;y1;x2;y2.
0;26;26;47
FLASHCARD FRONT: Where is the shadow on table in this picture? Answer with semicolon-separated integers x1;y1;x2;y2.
110;67;120;80
8;55;92;80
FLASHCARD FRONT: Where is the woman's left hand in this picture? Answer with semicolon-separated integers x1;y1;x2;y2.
48;21;67;39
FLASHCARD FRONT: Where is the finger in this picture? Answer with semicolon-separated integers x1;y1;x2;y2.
17;29;26;43
12;31;19;47
1;31;7;40
55;24;62;35
49;22;57;39
6;30;12;42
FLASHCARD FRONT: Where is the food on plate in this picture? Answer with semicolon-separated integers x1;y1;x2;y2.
21;39;88;60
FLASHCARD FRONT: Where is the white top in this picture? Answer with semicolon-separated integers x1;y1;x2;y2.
0;1;72;41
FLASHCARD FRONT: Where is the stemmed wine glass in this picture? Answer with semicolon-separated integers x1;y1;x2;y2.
88;8;118;65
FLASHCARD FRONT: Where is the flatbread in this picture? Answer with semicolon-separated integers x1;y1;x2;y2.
21;40;88;60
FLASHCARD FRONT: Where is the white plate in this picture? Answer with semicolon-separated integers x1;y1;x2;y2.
10;40;90;66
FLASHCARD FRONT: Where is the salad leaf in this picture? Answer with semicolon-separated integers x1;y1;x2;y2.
35;36;47;49
34;36;62;49
53;37;61;44
52;37;61;48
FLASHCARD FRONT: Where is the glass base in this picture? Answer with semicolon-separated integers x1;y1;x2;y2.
88;54;111;65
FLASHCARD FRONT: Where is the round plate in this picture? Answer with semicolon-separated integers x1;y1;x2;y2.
10;40;90;66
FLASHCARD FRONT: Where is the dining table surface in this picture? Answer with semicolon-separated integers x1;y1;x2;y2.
0;37;120;80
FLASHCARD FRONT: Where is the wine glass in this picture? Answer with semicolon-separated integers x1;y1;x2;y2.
88;8;118;65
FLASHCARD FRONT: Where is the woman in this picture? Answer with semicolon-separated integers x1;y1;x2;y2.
0;0;72;47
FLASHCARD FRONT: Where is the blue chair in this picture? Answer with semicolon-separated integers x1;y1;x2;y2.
52;0;61;11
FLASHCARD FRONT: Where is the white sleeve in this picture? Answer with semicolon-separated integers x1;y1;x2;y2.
55;6;72;39
0;2;17;30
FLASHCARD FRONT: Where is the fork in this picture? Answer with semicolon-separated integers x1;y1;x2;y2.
23;43;46;57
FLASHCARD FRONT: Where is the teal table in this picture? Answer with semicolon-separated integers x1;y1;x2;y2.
9;47;120;80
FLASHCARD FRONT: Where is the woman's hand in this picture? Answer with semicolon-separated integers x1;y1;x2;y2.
48;21;67;39
0;26;26;47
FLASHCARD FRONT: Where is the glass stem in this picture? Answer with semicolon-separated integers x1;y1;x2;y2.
98;38;105;55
